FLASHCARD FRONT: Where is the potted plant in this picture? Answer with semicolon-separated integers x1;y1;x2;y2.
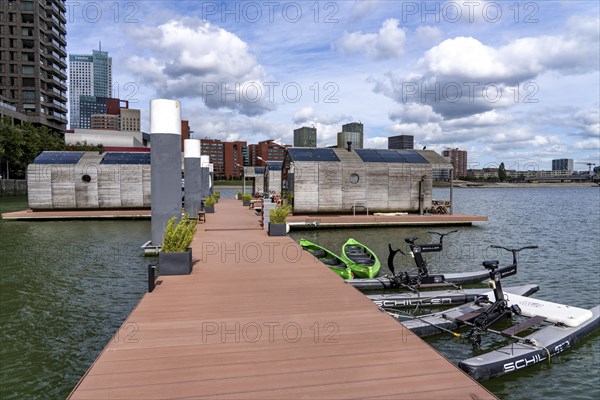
241;193;252;207
237;191;243;200
159;214;197;275
268;203;292;236
204;195;216;213
214;191;220;203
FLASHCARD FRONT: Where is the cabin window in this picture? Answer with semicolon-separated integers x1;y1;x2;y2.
349;173;359;184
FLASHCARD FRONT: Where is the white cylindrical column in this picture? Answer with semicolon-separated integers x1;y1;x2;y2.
150;99;182;247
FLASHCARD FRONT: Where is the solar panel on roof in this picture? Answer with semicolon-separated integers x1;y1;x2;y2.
397;150;428;164
313;148;340;162
376;149;404;162
100;152;151;165
33;151;85;164
355;149;384;163
288;148;316;161
254;167;265;174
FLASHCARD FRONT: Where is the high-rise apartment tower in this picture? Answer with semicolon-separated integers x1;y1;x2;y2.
0;0;68;131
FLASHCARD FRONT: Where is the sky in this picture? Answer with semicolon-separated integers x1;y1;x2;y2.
65;0;600;171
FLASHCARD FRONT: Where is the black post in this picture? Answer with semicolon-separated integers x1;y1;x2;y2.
148;264;157;292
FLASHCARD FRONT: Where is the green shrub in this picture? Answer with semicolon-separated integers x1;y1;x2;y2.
161;214;197;252
204;196;216;207
242;193;252;202
214;191;221;199
270;204;292;224
237;191;243;199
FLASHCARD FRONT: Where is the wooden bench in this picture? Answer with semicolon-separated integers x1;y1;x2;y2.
197;211;206;223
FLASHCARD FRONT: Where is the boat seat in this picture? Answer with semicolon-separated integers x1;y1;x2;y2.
502;315;546;336
321;257;340;266
483;292;593;327
482;260;499;270
309;249;326;258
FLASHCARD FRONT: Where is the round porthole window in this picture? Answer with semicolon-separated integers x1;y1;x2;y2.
349;173;359;184
81;174;91;183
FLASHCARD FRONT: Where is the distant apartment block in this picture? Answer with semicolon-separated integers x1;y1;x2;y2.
120;108;140;132
200;139;247;180
388;135;414;149
338;122;364;149
253;139;289;165
443;148;468;179
0;0;68;131
552;159;573;172
293;126;317;147
69;49;112;129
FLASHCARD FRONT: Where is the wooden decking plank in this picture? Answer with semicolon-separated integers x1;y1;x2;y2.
69;199;494;399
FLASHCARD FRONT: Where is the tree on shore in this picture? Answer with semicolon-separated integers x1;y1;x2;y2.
498;162;507;182
0;117;65;178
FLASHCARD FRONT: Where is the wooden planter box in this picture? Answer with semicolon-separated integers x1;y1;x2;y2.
242;200;250;207
268;222;287;236
159;248;192;275
204;205;215;213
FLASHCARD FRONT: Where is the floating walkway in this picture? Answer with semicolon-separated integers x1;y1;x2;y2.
288;213;487;229
68;199;494;399
1;208;151;220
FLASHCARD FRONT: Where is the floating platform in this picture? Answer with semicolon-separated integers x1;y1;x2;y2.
68;199;494;399
1;208;151;221
288;213;487;229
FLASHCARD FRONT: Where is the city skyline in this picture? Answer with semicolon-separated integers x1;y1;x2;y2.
64;1;599;170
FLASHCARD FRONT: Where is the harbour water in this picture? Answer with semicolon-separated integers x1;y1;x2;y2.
0;186;598;399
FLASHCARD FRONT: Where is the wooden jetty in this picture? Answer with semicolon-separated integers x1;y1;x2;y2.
288;213;487;229
68;199;495;399
1;208;151;220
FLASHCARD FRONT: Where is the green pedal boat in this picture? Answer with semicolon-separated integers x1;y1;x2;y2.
341;238;381;278
299;239;354;279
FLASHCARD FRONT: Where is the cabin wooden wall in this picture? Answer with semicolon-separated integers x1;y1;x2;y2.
26;160;151;210
289;156;434;214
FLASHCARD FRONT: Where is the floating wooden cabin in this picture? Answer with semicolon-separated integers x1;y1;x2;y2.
263;161;283;195
282;148;452;214
27;151;151;210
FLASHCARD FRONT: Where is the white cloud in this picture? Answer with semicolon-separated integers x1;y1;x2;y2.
573;139;600;150
415;26;443;44
336;18;406;60
292;106;352;126
389;103;442;124
125;17;274;116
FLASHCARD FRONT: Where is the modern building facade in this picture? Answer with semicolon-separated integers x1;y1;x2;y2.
0;0;68;131
337;122;364;149
442;148;468;179
69;49;112;129
552;159;573;172
252;139;289;166
388;135;414;149
293;126;317;147
200;139;247;180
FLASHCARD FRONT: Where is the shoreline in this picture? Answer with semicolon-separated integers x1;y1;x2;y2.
434;182;598;189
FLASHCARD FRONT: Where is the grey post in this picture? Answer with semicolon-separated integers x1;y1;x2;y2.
151;99;182;246
184;139;202;217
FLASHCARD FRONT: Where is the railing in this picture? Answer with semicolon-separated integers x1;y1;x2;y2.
352;200;368;216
